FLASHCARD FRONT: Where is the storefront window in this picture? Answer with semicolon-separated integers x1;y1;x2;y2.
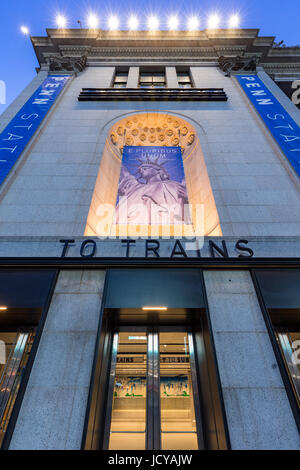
277;329;300;406
0;269;56;448
255;268;300;410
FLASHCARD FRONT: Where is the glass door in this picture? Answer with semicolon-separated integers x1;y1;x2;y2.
160;332;199;450
106;331;148;450
104;328;203;450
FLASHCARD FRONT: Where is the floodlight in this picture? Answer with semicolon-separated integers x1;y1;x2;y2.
20;26;29;35
187;16;199;31
128;15;139;30
87;13;99;29
147;15;159;31
168;15;179;30
229;14;240;28
56;15;67;29
108;15;119;30
208;14;220;29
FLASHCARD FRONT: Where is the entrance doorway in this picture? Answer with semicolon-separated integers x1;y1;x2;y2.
82;269;229;450
104;327;203;450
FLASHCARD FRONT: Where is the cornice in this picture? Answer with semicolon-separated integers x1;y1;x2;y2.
31;28;300;70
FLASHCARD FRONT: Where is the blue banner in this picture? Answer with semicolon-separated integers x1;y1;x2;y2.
236;74;300;178
115;146;189;225
0;75;70;186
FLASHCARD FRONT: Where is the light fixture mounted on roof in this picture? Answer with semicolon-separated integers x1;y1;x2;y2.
168;15;179;31
207;13;220;29
20;26;30;35
128;15;139;30
147;15;159;31
87;13;99;29
108;15;119;30
187;16;199;31
229;14;240;29
56;14;67;29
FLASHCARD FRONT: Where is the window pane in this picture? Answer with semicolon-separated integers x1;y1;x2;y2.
109;332;147;450
177;76;190;83
160;332;198;450
277;329;300;407
114;77;127;83
0;331;35;446
255;268;300;409
139;76;152;83
153;76;165;83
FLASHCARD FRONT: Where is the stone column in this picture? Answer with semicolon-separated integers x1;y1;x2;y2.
10;269;106;450
166;67;178;88
190;66;223;88
203;270;300;450
127;67;139;88
99;67;115;87
257;67;300;127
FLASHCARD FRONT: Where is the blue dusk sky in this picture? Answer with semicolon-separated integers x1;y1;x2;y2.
0;0;299;115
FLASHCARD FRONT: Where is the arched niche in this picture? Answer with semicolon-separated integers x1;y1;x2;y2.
85;112;222;238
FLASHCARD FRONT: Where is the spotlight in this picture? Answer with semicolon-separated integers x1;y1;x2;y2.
56;14;67;29
128;15;139;30
108;15;119;30
20;26;29;35
229;14;240;28
187;16;199;31
142;306;168;311
147;15;159;31
207;14;220;29
87;13;99;29
168;15;179;31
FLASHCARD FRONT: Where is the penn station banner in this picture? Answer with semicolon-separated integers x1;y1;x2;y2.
115;146;189;225
0;75;70;186
236;75;300;178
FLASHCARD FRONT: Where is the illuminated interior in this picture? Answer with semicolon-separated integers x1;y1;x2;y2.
85;113;221;238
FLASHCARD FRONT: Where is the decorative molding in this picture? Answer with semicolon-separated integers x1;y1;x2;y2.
47;55;87;74
218;55;259;77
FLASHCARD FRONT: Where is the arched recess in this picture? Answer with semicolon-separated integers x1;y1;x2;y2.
85;112;222;238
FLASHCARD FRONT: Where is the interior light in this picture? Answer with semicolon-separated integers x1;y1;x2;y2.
207;13;220;29
20;26;30;35
108;15;119;30
0;307;7;311
87;13;99;29
168;15;179;31
56;14;67;29
128;336;147;340
147;15;159;31
187;16;199;31
229;14;240;28
142;306;168;311
128;15;139;30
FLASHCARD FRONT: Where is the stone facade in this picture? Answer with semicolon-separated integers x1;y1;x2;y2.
0;28;300;450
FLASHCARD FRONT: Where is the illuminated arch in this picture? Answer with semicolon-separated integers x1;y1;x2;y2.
85;112;221;238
